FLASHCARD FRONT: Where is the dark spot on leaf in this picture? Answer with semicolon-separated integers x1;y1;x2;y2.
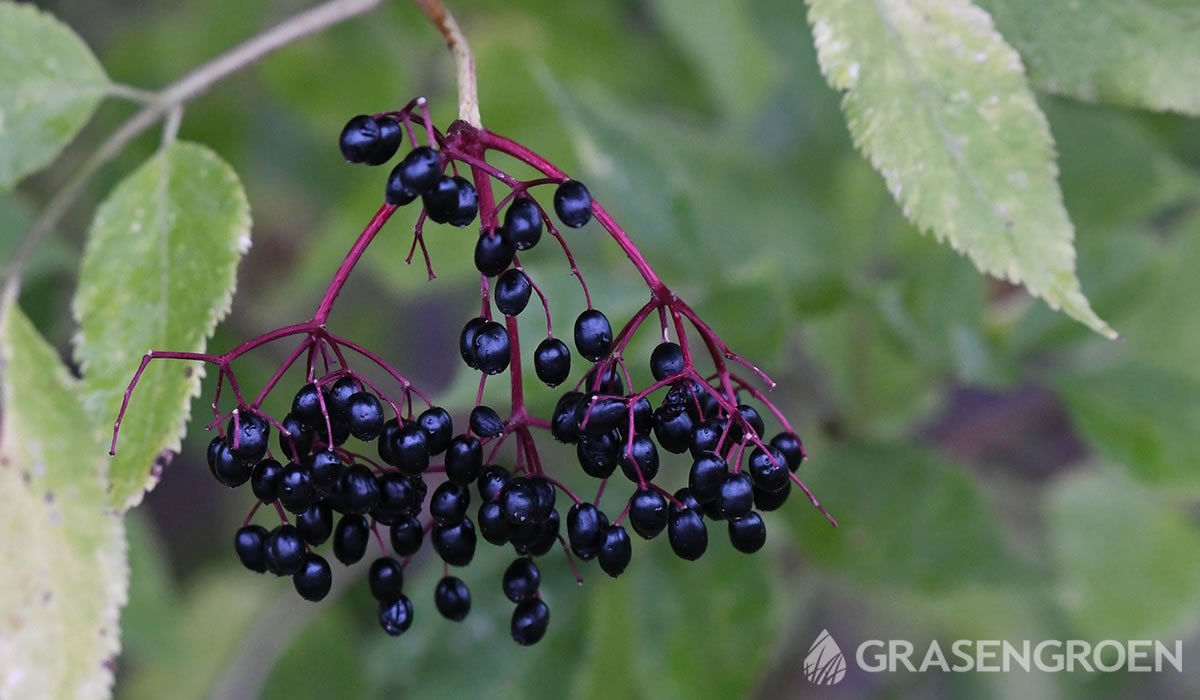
184;366;194;378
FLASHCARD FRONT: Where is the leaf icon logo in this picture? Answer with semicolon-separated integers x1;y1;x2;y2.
804;629;848;685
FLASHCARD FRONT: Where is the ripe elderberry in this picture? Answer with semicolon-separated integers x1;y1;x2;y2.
573;310;613;362
339;114;402;165
494;268;533;316
293;553;333;602
435;576;471;621
502;198;543;250
553;180;593;228
534;338;572;387
511;599;551;646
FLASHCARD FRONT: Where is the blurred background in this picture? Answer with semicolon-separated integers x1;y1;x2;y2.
8;0;1200;697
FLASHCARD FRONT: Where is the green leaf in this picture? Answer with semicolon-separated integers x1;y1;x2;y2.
979;0;1200;116
1050;469;1200;639
1056;363;1200;491
806;0;1114;338
73;141;251;511
0;1;110;189
0;301;127;700
787;443;1019;591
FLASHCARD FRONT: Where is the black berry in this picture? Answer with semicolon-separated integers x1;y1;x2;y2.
445;435;483;485
495;268;533;316
432;519;477;566
475;231;515;277
650;341;685;381
459;317;486;369
431;481;471;525
472;321;512;375
566;503;606;561
336;464;381;515
296;500;333;545
502;558;541;603
469;405;505;438
728;512;767;554
346;392;385;441
266;524;306;575
770;432;805;471
667;508;708;561
573;310;613;362
251;458;284;502
235;525;269;573
292;553;333;601
502;198;543;250
333;514;369;565
534;338;572;387
717;472;754;520
226;411;269;463
279;461;316;513
435;576;472;621
628;488;668;539
598;524;632;577
389;516;424;557
378;595;414;636
688;453;728;503
511;599;550;646
620;434;660;482
369;557;406;602
554;180;592;228
748;446;790;493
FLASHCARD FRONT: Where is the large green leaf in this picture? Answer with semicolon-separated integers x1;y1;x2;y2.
1050;470;1200;639
787;443;1020;591
73;141;251;511
806;0;1113;338
0;302;127;700
0;1;110;189
980;0;1200;116
1056;363;1200;491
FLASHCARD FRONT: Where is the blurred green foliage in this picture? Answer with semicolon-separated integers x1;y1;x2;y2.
4;0;1200;697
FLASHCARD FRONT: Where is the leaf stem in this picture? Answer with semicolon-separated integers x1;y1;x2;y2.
1;0;383;298
412;0;481;127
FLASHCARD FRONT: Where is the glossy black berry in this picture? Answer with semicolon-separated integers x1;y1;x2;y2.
473;321;512;375
378;595;414;636
277;414;314;461
748;446;790;493
566;503;606;561
345;392;385;441
495;268;533;316
717;472;755;520
598;524;632;577
501;480;536;525
514;509;560;557
630;396;653;435
478;501;513;545
250;458;283;502
296;501;333;545
410;407;450;456
339;114;402;165
235;525;269;573
689;453;728;504
225;412;269;464
551;392;585;444
477;465;510;502
653;404;695;454
576;431;620;479
386;146;443;204
293;553;333;601
620;434;660;482
292;383;324;429
333;514;369;565
628;488;668;539
266;524;306;576
667;508;708;561
689;418;726;459
573;309;613;362
325;377;361;424
511;599;550;646
279;462;316;513
502;198;543;251
650;341;686;381
475;230;515;277
336;464;381;515
554;180;592;228
372;474;421;525
432;518;477;566
369;557;405;602
469;405;505;438
528;478;557;524
459;317;486;369
423;175;478;226
728;512;767;554
753;483;791;511
431;481;471;525
391;422;430;475
435;576;471;621
672;487;702;514
770;432;805;471
444;435;483;485
533;338;571;387
502;558;541;603
582;396;628;436
308;449;342;493
389;516;424;557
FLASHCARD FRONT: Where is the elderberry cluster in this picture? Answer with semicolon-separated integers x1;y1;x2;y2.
117;99;829;650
